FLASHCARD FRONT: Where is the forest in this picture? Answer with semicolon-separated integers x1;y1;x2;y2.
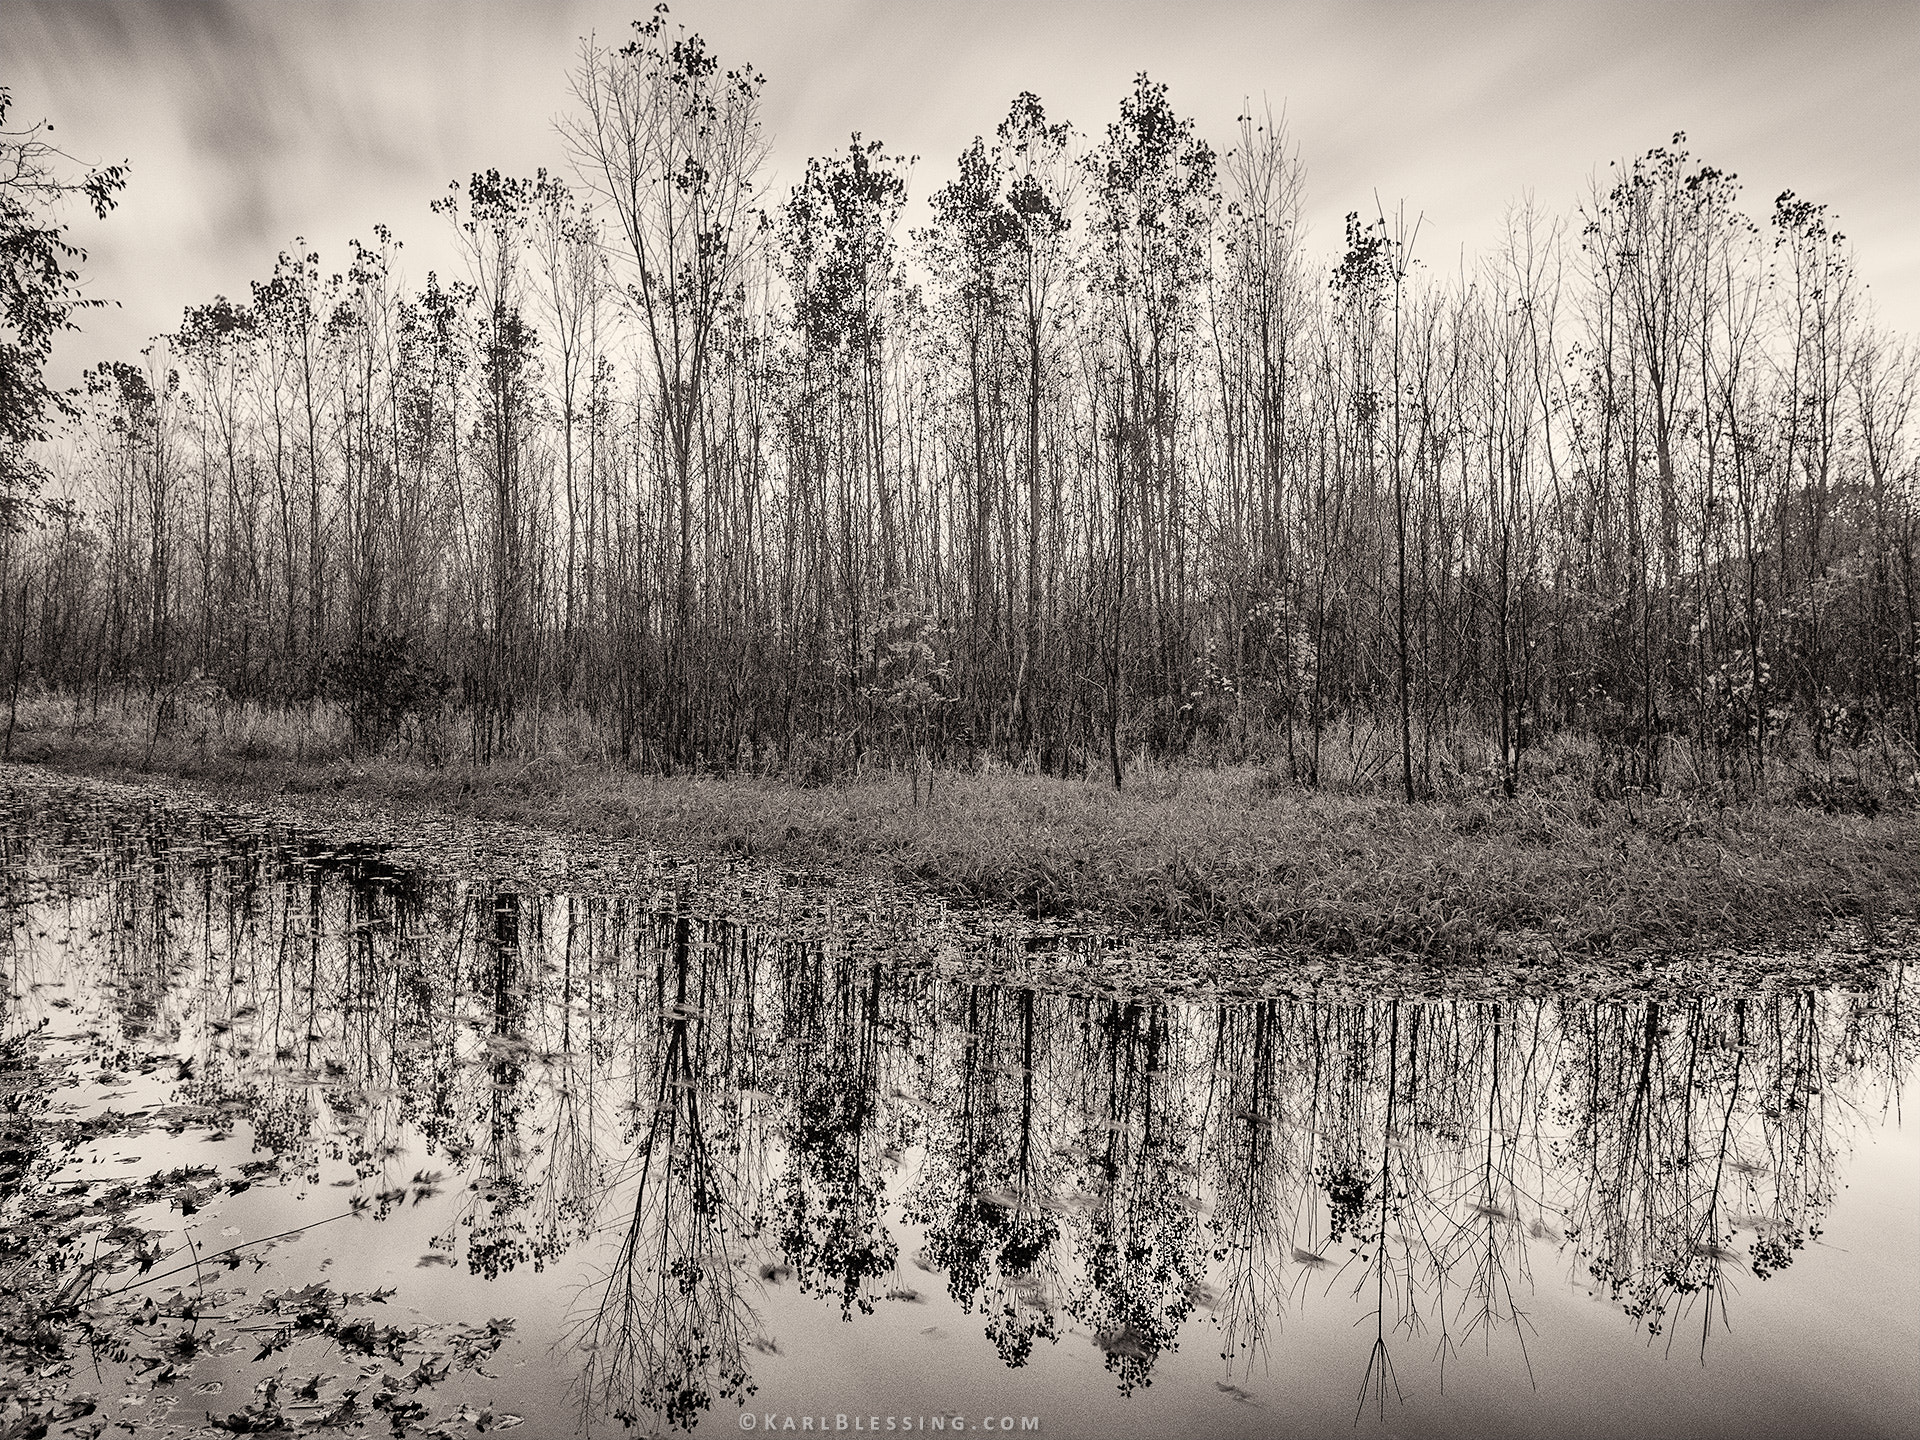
3;10;1916;802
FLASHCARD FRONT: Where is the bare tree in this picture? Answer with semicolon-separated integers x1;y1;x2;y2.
564;5;767;761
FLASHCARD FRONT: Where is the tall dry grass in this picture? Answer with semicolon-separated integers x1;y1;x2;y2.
8;688;1915;965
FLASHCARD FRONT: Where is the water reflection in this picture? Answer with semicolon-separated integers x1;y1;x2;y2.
2;795;1912;1435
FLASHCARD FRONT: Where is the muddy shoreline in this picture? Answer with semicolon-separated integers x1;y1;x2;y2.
4;760;1909;1004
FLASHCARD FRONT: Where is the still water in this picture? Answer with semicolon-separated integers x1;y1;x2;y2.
2;776;1915;1439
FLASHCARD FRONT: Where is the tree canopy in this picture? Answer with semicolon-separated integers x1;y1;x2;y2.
0;84;125;528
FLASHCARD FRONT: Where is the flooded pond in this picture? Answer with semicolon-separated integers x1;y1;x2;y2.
2;775;1915;1439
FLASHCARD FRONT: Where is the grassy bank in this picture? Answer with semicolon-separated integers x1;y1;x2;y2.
9;704;1918;966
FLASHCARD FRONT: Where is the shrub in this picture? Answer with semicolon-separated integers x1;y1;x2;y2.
321;631;450;753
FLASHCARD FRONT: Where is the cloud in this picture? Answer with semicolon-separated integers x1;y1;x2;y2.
17;0;301;246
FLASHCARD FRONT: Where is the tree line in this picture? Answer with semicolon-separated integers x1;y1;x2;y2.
3;12;1916;794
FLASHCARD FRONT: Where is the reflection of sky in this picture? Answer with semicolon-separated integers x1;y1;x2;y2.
22;913;1920;1439
12;0;1918;386
758;1125;1920;1440
9;798;1918;1440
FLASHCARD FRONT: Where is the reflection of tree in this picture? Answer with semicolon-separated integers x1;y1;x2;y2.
1188;981;1911;1413
904;985;1062;1367
576;910;757;1432
458;888;542;1280
1205;999;1301;1379
1418;1002;1548;1386
1060;1001;1204;1394
1560;992;1841;1358
769;953;897;1316
7;795;1915;1429
534;896;612;1263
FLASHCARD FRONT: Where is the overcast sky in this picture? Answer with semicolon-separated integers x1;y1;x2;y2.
11;0;1919;385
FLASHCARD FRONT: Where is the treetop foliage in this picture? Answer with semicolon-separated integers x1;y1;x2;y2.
0;84;126;526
